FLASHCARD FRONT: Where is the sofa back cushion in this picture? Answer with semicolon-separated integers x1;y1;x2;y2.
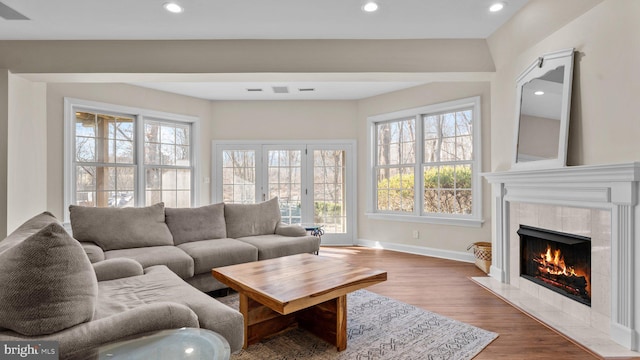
0;212;98;336
165;203;227;245
69;203;173;250
224;197;281;238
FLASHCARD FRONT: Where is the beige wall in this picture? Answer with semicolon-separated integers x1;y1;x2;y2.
210;101;358;141
488;0;638;170
0;40;494;74
46;83;213;219
356;82;492;253
7;74;47;233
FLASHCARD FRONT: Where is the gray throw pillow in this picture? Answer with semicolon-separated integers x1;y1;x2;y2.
69;203;174;250
0;212;98;336
165;203;227;245
224;197;282;238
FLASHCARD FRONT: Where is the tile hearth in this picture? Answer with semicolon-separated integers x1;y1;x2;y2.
473;276;639;358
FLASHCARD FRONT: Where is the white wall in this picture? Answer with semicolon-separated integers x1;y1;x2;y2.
356;82;492;254
7;74;47;233
488;0;638;170
46;83;213;219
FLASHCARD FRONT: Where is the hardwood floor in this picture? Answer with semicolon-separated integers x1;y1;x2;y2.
319;246;640;360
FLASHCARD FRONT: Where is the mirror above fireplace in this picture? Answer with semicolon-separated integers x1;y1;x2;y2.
513;48;575;169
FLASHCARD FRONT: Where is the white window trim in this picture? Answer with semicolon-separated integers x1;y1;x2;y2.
211;139;357;244
63;97;200;223
366;96;483;227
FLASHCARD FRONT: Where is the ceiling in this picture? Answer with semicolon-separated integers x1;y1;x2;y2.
1;0;529;100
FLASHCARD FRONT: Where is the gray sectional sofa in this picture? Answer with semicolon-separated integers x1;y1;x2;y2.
0;197;320;358
70;197;320;292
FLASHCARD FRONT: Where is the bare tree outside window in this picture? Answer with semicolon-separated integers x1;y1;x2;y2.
74;111;135;208
375;118;416;212
144;120;192;207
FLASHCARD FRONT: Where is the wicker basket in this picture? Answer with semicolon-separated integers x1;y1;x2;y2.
467;242;492;274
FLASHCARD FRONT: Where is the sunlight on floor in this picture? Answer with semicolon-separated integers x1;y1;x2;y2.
318;246;365;258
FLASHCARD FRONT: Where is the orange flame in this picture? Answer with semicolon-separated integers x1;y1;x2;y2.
536;245;591;296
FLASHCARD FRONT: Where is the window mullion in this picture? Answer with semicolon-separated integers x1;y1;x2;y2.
415;115;423;216
136;115;145;208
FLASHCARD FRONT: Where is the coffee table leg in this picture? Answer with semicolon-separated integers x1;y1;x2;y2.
336;295;347;351
239;293;249;349
297;295;348;351
240;293;298;348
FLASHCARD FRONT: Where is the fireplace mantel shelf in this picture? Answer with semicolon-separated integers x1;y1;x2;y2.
483;162;640;184
483;162;640;352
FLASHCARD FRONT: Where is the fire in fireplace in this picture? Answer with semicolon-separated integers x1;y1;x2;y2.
518;225;591;306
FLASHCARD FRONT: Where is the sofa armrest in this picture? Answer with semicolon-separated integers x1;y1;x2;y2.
93;258;144;281
0;302;199;358
79;241;105;263
275;222;307;237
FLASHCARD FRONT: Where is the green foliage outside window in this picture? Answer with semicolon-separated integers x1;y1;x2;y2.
377;165;472;214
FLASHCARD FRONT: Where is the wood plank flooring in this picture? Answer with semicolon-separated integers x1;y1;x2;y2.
319;246;640;360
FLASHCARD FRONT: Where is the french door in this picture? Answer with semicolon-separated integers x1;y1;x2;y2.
213;141;355;244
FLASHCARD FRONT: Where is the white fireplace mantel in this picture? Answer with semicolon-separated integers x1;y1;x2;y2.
483;162;640;351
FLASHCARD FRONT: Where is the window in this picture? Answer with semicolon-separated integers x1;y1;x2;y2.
144;120;192;207
64;98;199;221
367;97;482;227
213;141;355;244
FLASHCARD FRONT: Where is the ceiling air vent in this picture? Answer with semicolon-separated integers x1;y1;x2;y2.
0;1;29;20
246;88;263;92
298;88;315;92
272;86;289;94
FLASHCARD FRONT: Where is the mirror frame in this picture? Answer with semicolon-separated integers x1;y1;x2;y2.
512;48;575;169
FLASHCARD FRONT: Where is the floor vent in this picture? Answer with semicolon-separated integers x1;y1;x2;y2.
272;86;289;94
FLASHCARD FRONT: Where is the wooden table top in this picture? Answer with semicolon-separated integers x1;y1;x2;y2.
212;253;387;314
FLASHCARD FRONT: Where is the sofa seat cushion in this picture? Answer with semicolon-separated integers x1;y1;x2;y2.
236;234;320;260
105;246;194;279
97;265;244;352
177;239;258;274
0;212;98;336
69;203;173;250
165;203;227;245
224;197;281;238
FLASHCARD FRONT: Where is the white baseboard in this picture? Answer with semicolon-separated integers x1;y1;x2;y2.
356;238;475;263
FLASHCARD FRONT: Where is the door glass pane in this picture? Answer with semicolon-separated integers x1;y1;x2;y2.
267;150;302;224
313;150;346;234
222;150;256;204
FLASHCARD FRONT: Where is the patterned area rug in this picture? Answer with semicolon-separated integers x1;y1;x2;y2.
217;289;498;360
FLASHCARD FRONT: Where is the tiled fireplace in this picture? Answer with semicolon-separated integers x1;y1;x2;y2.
482;163;640;357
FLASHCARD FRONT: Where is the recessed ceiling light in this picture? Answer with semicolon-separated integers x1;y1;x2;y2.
363;2;379;13
163;2;184;13
489;2;505;12
534;90;545;96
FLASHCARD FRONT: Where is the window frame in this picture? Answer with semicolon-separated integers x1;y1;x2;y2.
366;96;483;227
63;98;200;223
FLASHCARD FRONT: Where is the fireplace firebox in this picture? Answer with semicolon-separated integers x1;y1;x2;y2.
518;225;591;306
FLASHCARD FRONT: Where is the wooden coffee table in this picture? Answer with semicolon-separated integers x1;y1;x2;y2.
211;253;387;351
